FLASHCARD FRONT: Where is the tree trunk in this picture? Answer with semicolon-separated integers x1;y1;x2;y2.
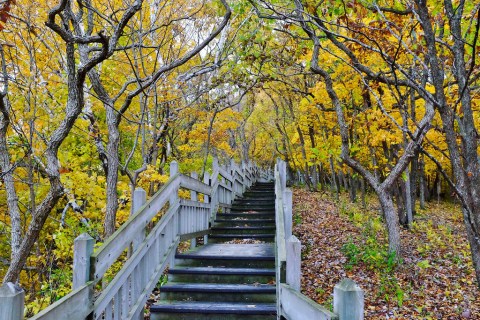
104;121;120;238
329;156;339;200
378;191;402;256
0;99;22;263
419;155;426;210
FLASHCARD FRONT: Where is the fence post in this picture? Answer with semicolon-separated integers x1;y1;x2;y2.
212;157;219;173
132;188;147;251
283;189;293;238
170;161;179;206
278;159;286;191
286;235;301;291
170;161;180;268
73;233;94;289
203;171;210;244
241;162;246;193
333;278;364;320
190;172;198;249
0;282;24;320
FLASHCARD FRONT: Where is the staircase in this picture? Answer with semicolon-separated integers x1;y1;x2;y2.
150;182;276;320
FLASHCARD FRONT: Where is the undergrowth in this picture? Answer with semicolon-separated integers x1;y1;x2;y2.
339;197;405;307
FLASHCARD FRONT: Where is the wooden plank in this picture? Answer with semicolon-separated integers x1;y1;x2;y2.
280;284;338;320
333;279;364;320
286;235;301;291
218;167;233;183
73;233;94;289
128;239;179;319
92;176;180;279
180;174;212;195
29;283;94;320
180;199;211;209
283;189;293;238
93;203;179;314
0;283;24;320
218;181;232;192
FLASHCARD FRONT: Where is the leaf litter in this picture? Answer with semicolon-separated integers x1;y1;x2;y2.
293;188;480;319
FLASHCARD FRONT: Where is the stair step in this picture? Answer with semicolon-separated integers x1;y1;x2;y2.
214;219;275;223
161;283;276;293
234;198;275;203
150;302;276;320
213;220;275;228
208;234;274;244
218;213;275;220
230;208;275;212
211;227;275;235
169;267;275;276
175;244;275;267
243;192;274;196
159;283;276;302
168;267;275;283
209;234;275;239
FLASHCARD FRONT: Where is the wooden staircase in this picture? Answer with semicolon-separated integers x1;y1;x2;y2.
150;182;277;320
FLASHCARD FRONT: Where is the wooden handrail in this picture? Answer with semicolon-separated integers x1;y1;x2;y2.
19;158;259;320
274;159;365;320
91;174;182;280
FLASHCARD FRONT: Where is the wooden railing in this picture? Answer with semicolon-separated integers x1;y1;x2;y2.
274;158;364;320
1;158;258;320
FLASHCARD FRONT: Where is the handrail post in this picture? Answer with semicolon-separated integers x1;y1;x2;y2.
190;172;198;249
0;282;24;320
241;161;246;193
230;159;237;199
334;278;364;320
132;188;147;251
203;171;210;244
170;161;179;267
286;235;301;292
283;189;293;238
73;233;94;289
169;161;179;206
278;159;286;192
212;158;219;207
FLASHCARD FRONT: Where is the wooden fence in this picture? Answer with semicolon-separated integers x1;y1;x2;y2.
274;158;365;320
1;159;259;320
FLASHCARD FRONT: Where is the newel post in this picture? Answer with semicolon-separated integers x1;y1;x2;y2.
0;282;24;320
286;235;301;291
334;278;364;320
170;161;179;206
73;233;94;289
241;161;246;193
278;159;287;192
212;157;219;173
203;171;210;244
132;188;147;251
283;189;293;238
190;172;198;249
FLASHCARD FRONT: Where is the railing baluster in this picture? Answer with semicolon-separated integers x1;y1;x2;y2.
113;290;121;319
105;300;113;320
24;160;262;320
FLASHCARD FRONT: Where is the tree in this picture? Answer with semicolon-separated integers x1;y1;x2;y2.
250;0;480;281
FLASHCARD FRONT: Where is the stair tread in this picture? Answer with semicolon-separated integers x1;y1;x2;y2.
151;301;276;314
209;234;274;238
214;219;275;222
211;227;275;230
176;243;275;260
226;212;275;215
169;267;275;275
160;283;276;293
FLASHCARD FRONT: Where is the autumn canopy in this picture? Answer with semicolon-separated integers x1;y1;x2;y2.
0;0;479;317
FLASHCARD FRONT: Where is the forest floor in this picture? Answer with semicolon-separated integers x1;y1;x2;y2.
293;188;480;319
